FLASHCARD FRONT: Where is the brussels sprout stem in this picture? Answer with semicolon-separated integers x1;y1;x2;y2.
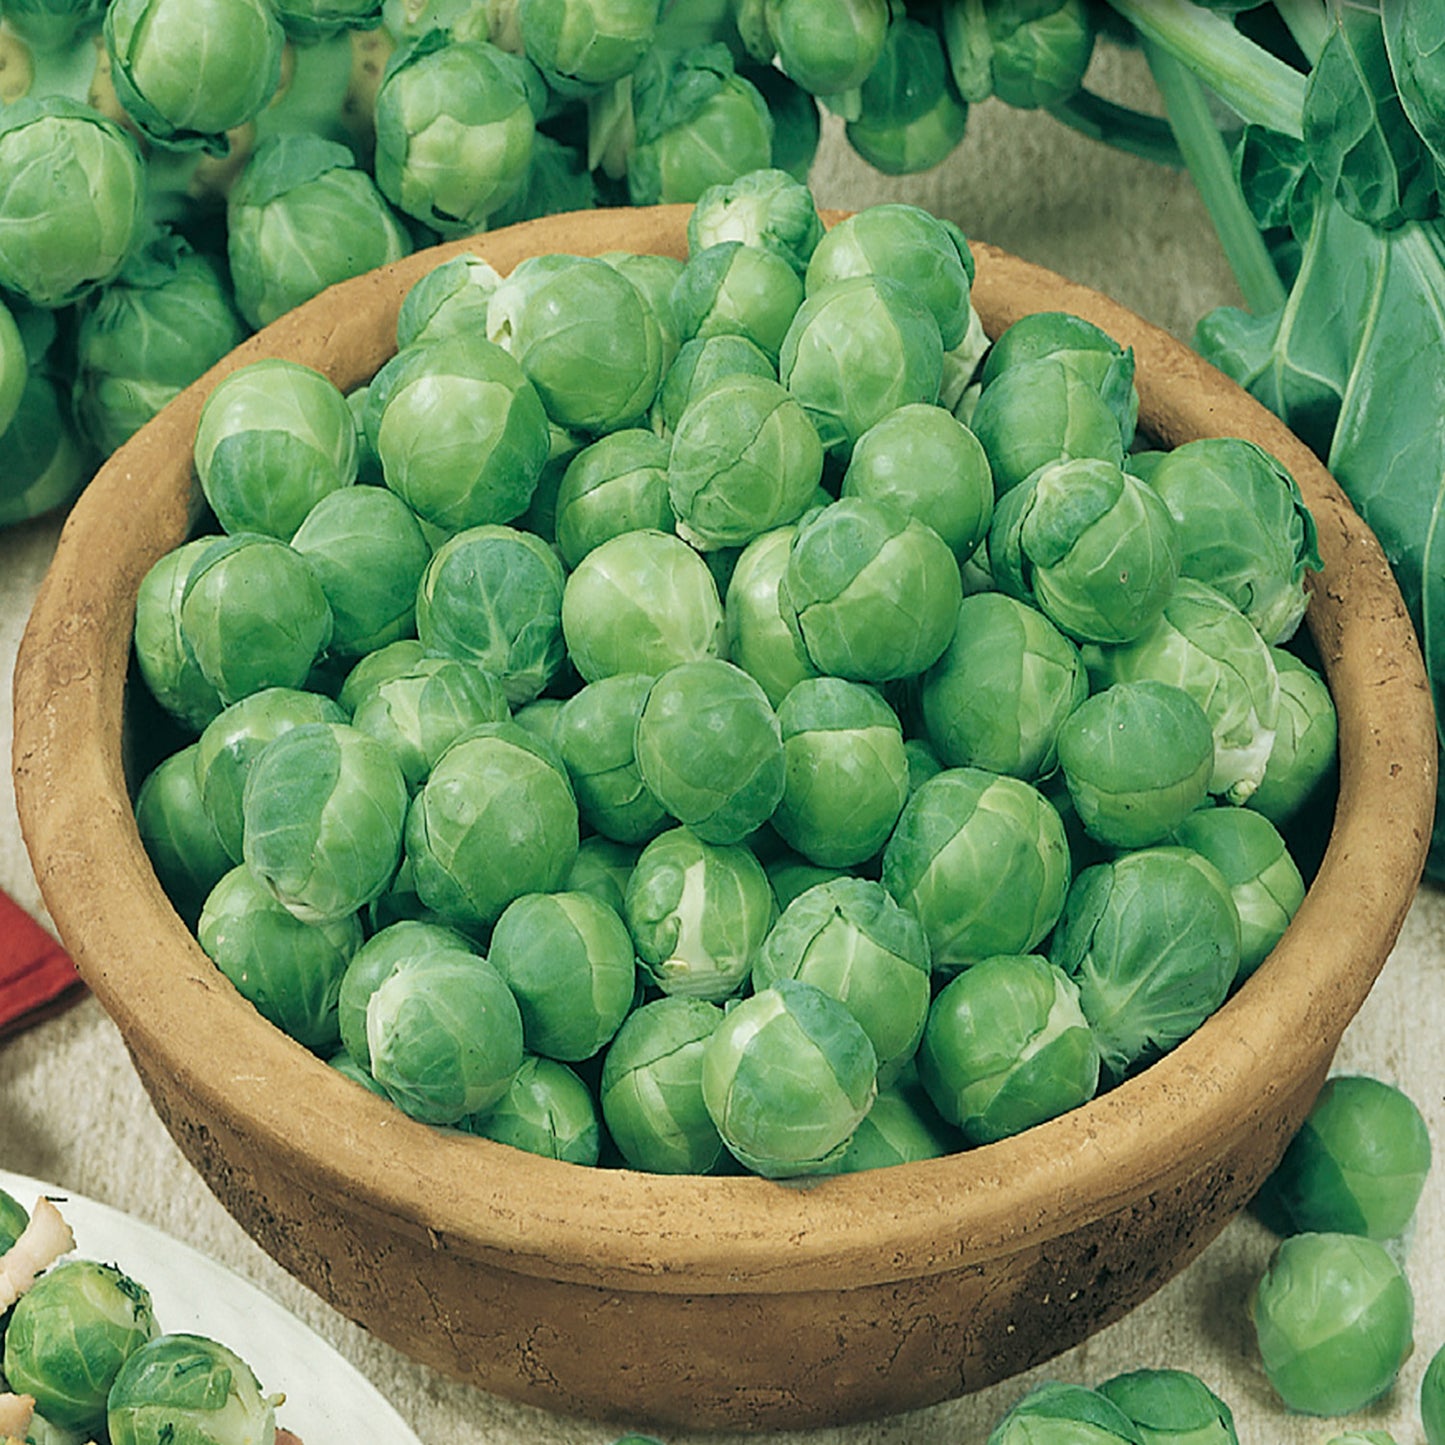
1046;89;1189;170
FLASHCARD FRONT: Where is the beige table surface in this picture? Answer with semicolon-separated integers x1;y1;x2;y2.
3;47;1443;1445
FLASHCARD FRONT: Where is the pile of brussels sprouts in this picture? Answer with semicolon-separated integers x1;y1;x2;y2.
0;0;1106;527
128;170;1335;1184
0;1187;291;1445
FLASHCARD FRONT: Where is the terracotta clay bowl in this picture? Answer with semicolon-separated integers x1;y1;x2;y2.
12;205;1437;1432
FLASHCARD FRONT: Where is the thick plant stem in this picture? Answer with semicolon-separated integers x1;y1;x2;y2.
1144;39;1288;316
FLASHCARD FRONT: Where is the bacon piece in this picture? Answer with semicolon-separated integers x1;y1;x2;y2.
0;1393;35;1439
0;1196;76;1309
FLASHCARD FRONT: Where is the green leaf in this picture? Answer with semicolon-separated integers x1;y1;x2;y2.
1383;2;1445;172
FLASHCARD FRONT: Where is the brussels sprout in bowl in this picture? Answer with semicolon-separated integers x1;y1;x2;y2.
10;205;1435;1433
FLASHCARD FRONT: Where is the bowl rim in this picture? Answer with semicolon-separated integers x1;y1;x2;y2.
12;203;1437;1297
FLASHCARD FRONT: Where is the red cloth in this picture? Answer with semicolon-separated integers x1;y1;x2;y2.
0;888;85;1039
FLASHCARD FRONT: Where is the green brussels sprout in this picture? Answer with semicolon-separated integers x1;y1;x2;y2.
1167;805;1305;980
987;1382;1145;1444
106;1332;278;1445
487;890;637;1061
1250;647;1338;825
882;767;1071;975
759;0;888;112
917;952;1099;1145
723;523;820;708
3;1260;159;1436
406;722;579;932
1096;1368;1238;1445
271;0;384;39
600;250;686;377
1250;1232;1414;1416
668;373;823;551
990;456;1182;646
841;403;992;562
178;534;333;708
553;428;673;569
416;525;566;706
373;32;543;234
564;835;638;915
396;253;504;351
944;0;1095;110
193;687;348;861
131;538;226;734
134;744;235;929
0;98;146;309
701;977;877;1177
488;253;663;432
1090;578;1281;805
193;358;358;541
754;875;929;1083
624;825;776;1000
0;361;90;527
336;638;428;715
462;1054;602;1163
687;166;823;276
367;948;526;1124
845;13;968;175
600;995;727;1173
781;497;963;683
1424;1340;1445;1445
1050;846;1241;1082
0;1187;28;1252
654;333;779;436
1056;680;1216;849
904;736;946;796
71;234;249;456
518;0;661;95
1254;1074;1432;1241
626;44;774;206
672;241;805;366
634;659;785;845
825;1066;962;1172
561;528;725;683
770;677;909;867
764;852;846;911
779;275;944;454
969;355;1127;497
921;591;1087;781
226;133;411;330
1;0;107;51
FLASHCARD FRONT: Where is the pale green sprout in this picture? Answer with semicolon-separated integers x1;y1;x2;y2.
701;977;877;1178
463;1055;602;1164
623;825;776;1001
518;0;662;95
881;767;1071;976
986;1381;1145;1445
396;253;504;350
1424;1340;1445;1445
672;241;804;365
1250;1232;1414;1416
757;0;889;117
918;953;1099;1146
825;1068;962;1172
943;0;1096;110
0;364;90;528
723;523;820;708
272;0;384;39
1251;647;1338;825
337;639;427;715
135;744;235;929
193;358;359;540
553;428;673;568
654;333;777;436
564;836;638;916
1096;1368;1239;1445
601;250;686;377
686;166;823;275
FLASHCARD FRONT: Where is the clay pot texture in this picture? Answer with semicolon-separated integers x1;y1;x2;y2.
11;206;1437;1432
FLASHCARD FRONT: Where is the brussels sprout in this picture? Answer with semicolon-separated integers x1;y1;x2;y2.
561;528;725;683
624;825;776;1000
336;638;428;715
370;332;552;533
944;0;1095;110
654;333;778;436
1056;680;1216;849
600;995;727;1174
1050;847;1241;1081
825;1066;962;1172
367;948;526;1124
626;43;774;206
1425;1340;1445;1445
600;250;686;376
272;0;384;39
373;32;542;234
488;253;663;432
416;525;566;705
553;429;673;568
131;539;226;734
178;534;333;708
781;497;962;682
563;835;638;915
759;0;888;113
990;457;1182;646
1090;578;1281;805
723;523;820;708
779;275;944;454
3;1260;159;1436
921;591;1087;781
769;678;908;867
2;0;108;51
1250;1232;1414;1415
460;1054;601;1163
0;1187;28;1253
764;852;846;911
1096;1368;1238;1445
226;132;411;330
0;362;90;528
134;745;235;929
882;767;1071;975
754;876;929;1084
396;253;504;351
193;687;348;861
406;722;579;932
0;98;146;308
986;1380;1145;1444
917;952;1099;1145
488;891;637;1061
687;166;823;275
1251;647;1338;825
701;977;877;1177
667;373;823;550
106;1332;278;1445
194;358;358;541
518;0;661;94
969;356;1127;497
1254;1074;1432;1240
634;659;785;845
1166;805;1304;979
672;241;805;366
841;403;991;562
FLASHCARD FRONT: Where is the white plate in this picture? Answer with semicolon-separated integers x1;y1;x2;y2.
0;1169;422;1445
